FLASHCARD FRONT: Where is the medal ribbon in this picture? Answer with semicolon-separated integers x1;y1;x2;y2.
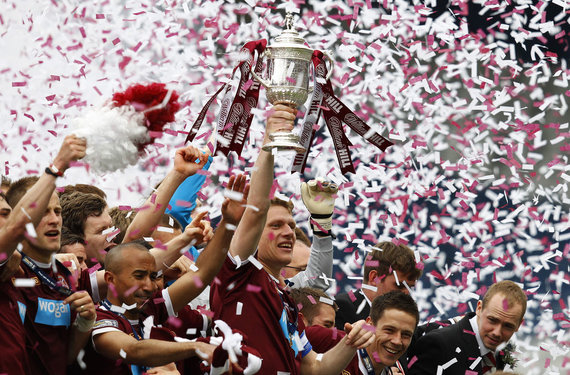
358;348;377;375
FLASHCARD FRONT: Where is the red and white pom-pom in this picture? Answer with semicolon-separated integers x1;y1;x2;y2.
71;83;180;173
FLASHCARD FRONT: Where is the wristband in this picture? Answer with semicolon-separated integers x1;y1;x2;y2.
310;216;336;239
45;164;64;178
74;314;96;332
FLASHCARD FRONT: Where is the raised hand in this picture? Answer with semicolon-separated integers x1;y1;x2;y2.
52;134;87;173
163;254;195;281
301;178;338;216
54;253;82;288
264;104;297;145
181;211;213;247
173;145;210;178
301;178;338;236
221;174;250;225
64;290;96;323
344;320;375;349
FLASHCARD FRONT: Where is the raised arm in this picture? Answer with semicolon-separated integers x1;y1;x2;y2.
167;174;249;312
123;145;209;242
0;135;86;259
301;320;375;375
228;104;296;260
93;330;214;367
287;179;337;290
150;210;212;272
165;156;213;228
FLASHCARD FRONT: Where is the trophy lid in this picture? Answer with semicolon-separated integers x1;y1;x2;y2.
268;12;313;55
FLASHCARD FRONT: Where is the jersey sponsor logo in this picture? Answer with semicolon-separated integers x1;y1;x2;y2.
93;319;119;330
342;371;351;375
34;298;70;327
17;301;26;324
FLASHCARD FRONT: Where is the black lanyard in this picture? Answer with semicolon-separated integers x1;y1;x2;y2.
358;350;393;375
359;348;377;375
19;252;73;296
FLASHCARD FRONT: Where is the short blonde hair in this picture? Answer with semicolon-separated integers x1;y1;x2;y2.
482;281;527;322
270;197;294;213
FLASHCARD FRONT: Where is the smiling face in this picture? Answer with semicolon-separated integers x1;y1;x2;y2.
366;308;416;370
24;193;62;263
476;293;523;351
105;246;158;319
83;206;115;267
257;205;296;276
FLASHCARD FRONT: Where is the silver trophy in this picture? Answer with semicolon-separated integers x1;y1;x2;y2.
251;12;333;153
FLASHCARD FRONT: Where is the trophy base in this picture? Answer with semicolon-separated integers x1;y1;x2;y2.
262;132;306;154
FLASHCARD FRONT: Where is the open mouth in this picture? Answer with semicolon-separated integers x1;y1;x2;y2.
383;346;401;356
44;230;60;238
278;242;293;250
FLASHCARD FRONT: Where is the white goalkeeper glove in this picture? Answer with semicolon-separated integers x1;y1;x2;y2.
301;178;338;238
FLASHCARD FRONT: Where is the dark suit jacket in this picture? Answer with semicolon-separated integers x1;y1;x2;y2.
407;313;488;375
334;289;370;330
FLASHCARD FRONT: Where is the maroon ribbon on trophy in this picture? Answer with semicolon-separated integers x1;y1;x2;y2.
185;39;267;155
293;51;394;175
290;54;325;174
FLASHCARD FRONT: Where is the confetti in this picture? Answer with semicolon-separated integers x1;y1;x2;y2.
1;2;568;372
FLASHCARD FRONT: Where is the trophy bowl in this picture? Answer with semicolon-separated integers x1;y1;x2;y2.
251;13;330;153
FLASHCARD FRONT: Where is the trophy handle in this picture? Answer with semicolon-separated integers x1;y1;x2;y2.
250;50;270;88
307;50;335;95
323;51;334;80
250;69;270;88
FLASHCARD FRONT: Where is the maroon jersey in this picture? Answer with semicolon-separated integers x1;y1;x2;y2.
83;288;203;374
308;325;366;374
0;260;29;375
14;258;86;375
83;306;141;375
210;255;312;375
307;326;394;375
163;304;209;340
